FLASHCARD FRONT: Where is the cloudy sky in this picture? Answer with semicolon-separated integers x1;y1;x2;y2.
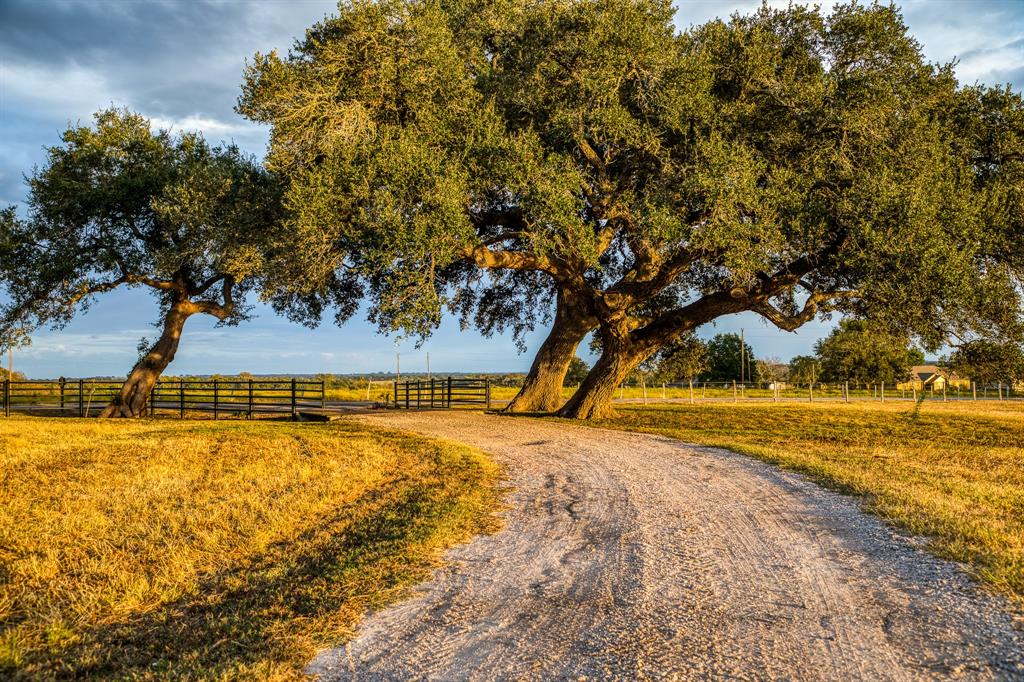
1;0;1022;378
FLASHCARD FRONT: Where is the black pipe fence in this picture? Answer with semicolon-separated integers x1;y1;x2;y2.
393;377;491;410
1;378;325;419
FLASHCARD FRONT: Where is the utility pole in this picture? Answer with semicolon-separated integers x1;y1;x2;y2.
740;328;745;385
396;352;401;382
426;352;431;379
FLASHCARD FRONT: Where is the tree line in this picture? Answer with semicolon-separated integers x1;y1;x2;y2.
1;0;1022;419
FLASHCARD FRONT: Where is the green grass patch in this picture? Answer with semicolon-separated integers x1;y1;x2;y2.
563;401;1024;601
0;417;501;680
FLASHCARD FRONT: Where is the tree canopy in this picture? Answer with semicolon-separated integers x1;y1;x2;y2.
704;333;755;383
946;339;1024;386
815;319;923;384
563;356;591;386
238;0;1024;418
0;109;283;416
648;333;708;384
788;355;821;386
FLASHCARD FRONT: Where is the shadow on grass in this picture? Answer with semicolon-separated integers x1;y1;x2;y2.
28;476;487;680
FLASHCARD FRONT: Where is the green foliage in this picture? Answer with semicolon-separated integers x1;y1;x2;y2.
0;109;283;351
704;333;755;382
563;356;590;386
649;334;708;383
0;368;26;381
788;355;821;386
815;319;921;384
238;0;1024;367
947;340;1024;385
754;358;787;385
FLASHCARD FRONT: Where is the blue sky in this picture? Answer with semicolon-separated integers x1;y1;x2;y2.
1;0;1022;378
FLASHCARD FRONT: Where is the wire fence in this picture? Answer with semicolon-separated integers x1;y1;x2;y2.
1;378;325;419
619;379;1017;403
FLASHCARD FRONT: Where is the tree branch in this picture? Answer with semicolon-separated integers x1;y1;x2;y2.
749;290;858;332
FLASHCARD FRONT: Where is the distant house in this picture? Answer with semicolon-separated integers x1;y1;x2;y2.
899;364;970;391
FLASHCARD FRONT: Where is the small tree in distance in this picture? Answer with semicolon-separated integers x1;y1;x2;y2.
704;334;755;383
755;357;787;387
650;334;708;386
946;340;1024;388
563;356;590;386
788;355;821;387
0;368;27;381
816;319;923;386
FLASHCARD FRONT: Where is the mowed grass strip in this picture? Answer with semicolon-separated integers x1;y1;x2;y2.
0;417;501;680
570;401;1024;601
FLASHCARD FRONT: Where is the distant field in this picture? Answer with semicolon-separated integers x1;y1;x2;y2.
330;381;988;405
0;417;500;679
568;401;1024;602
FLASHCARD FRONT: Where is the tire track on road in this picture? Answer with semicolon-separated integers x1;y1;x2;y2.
308;412;1023;680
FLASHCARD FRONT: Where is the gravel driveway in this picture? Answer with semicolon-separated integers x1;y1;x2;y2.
308;411;1023;680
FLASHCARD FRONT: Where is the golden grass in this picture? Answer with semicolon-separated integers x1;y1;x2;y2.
0;417;501;680
568;400;1024;601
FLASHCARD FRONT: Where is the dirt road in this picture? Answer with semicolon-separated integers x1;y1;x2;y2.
308;411;1023;680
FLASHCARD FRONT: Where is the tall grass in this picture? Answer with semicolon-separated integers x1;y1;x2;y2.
0;417;500;679
570;401;1024;601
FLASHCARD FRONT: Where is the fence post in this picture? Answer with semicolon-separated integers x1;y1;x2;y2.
393;380;398;408
248;379;254;420
732;380;737;403
973;382;977;401
78;379;85;417
291;378;297;419
485;378;492;410
213;379;219;420
3;379;8;417
844;381;849;403
179;380;185;418
689;378;694;405
405;381;410;409
880;383;885;403
447;376;452;408
59;377;65;411
321;379;326;409
809;383;814;402
430;378;435;408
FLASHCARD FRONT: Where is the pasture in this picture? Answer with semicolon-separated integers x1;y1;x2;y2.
571;400;1024;601
0;417;500;679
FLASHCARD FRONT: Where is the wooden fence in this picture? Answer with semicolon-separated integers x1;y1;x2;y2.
1;378;325;419
393;377;491;410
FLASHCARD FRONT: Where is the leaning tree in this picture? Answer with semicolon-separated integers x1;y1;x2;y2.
240;0;1024;418
0;109;283;417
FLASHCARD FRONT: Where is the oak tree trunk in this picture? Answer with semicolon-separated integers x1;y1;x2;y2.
100;301;193;418
505;289;594;413
556;341;648;420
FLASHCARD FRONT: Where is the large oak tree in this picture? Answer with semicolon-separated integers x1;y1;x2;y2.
241;0;1024;418
0;110;283;417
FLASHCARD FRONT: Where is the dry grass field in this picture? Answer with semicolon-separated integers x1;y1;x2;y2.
571;400;1024;602
0;417;501;680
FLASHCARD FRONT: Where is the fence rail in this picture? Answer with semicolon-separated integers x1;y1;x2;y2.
1;378;325;419
621;379;1017;403
393;377;491;410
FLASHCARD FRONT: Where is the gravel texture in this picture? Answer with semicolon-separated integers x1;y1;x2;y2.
308;411;1024;681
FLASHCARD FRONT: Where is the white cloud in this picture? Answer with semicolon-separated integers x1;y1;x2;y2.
148;114;254;139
